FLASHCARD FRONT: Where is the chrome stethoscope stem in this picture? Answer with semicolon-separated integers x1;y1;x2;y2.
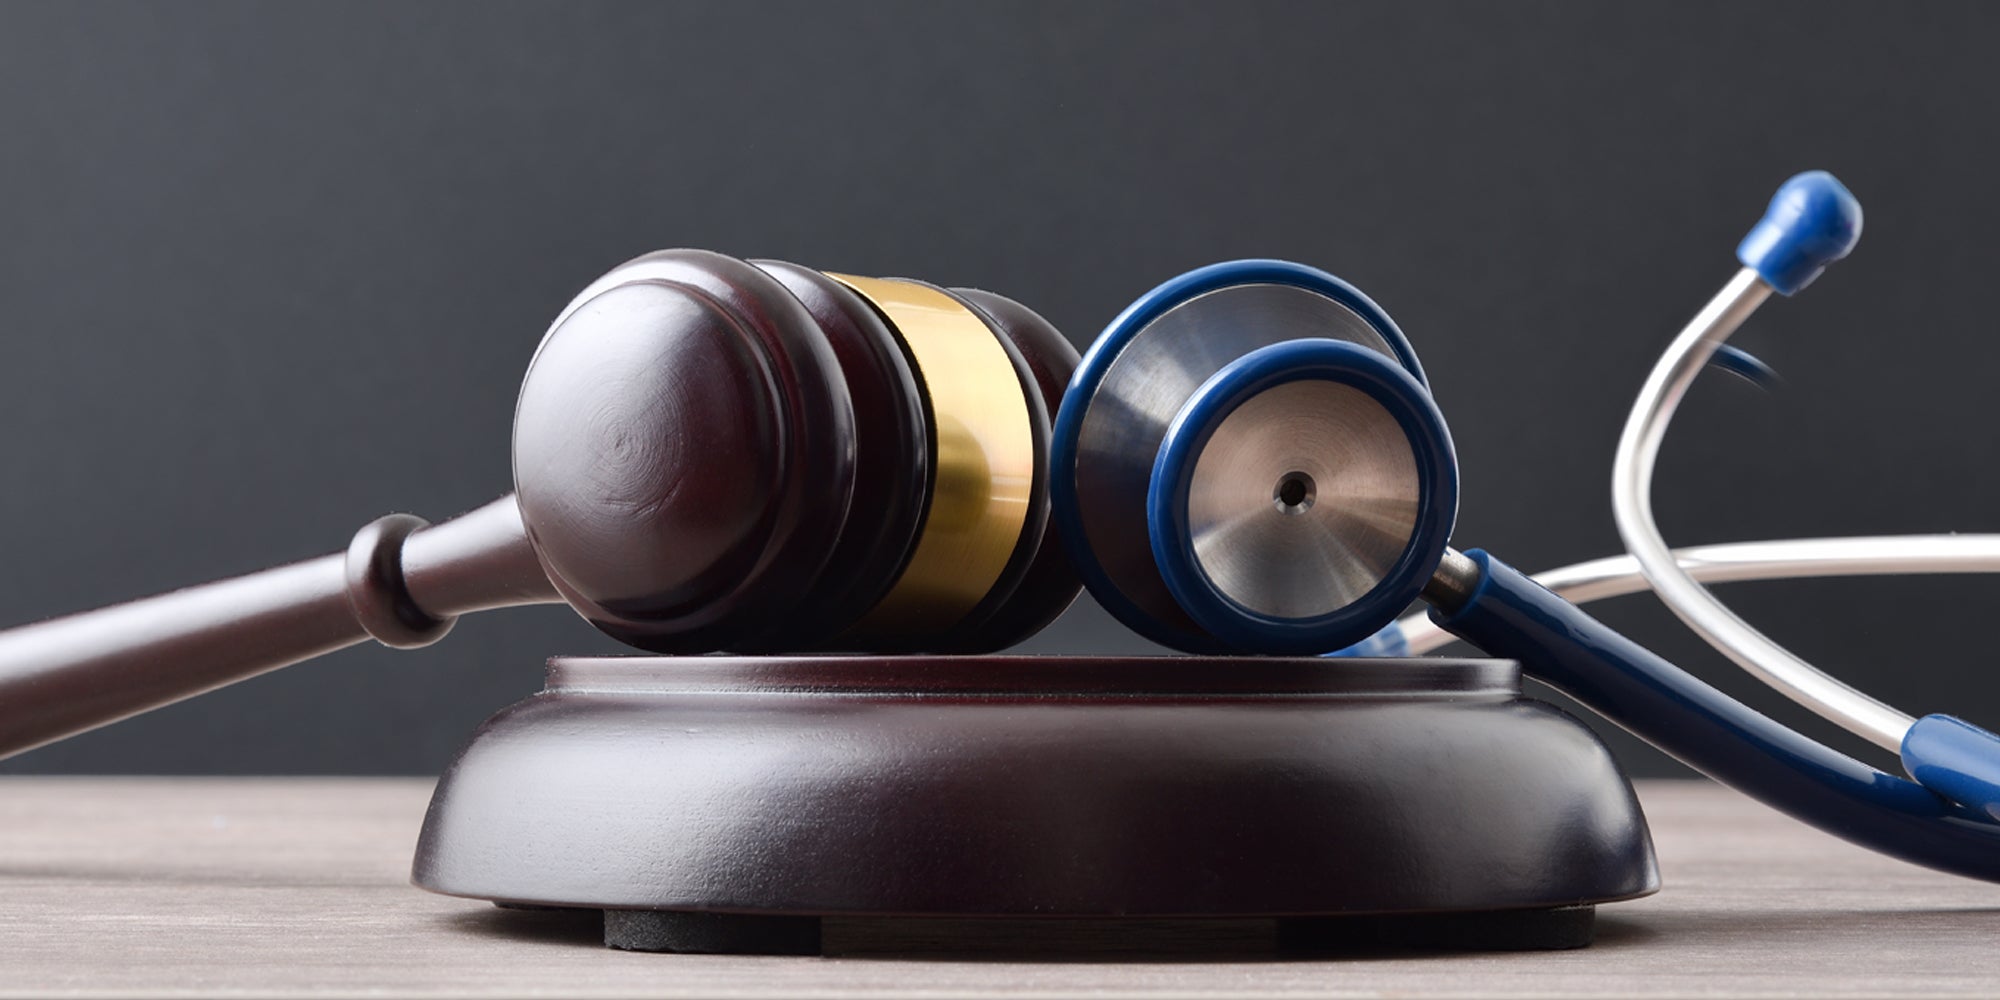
1403;533;2000;657
1611;267;1914;751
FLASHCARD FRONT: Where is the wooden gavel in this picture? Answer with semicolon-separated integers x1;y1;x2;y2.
0;250;1080;759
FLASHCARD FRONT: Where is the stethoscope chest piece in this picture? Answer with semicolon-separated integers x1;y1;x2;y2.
1054;171;2000;887
1052;259;1442;653
1149;338;1458;654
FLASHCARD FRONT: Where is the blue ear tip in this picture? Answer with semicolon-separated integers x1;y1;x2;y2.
1737;170;1863;296
1902;714;2000;821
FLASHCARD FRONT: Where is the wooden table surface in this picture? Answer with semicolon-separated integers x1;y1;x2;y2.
1;777;1996;998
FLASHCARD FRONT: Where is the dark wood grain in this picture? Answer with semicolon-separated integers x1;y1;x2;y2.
0;251;1094;767
745;260;929;649
411;656;1654;935
513;249;858;653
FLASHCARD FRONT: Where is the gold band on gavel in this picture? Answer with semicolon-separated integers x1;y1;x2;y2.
827;274;1035;634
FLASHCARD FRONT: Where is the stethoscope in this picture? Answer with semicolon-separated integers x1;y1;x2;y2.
1050;171;2000;882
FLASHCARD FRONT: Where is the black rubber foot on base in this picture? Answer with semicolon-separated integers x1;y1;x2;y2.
592;906;1594;955
603;910;824;955
1277;904;1596;953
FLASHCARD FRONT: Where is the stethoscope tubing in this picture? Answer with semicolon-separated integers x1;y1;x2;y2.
1102;172;2000;881
1612;267;1915;751
1435;550;2000;883
1384;533;2000;656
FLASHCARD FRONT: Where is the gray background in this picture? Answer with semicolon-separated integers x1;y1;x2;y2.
1;0;1995;778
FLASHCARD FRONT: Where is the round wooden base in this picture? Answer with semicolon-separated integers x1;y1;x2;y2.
416;655;1657;953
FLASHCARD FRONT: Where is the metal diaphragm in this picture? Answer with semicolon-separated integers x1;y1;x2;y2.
1181;379;1420;618
1148;338;1458;654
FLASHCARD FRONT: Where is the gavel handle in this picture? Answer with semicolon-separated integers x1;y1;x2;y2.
0;494;560;760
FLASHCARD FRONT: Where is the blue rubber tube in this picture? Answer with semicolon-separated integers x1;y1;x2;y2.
1434;549;2000;882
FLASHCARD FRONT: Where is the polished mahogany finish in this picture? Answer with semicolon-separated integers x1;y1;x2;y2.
746;260;929;649
0;496;558;759
514;250;858;652
414;654;1659;952
0;251;1072;760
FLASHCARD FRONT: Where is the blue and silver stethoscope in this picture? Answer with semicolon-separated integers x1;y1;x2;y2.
1051;172;2000;883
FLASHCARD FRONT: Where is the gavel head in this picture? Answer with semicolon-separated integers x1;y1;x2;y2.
510;249;1080;654
1050;259;1458;655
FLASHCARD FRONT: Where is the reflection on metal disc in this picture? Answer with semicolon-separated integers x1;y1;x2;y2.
1072;283;1397;625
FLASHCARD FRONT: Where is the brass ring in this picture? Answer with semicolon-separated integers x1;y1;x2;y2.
827;274;1035;634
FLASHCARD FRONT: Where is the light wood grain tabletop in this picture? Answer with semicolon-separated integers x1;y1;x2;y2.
1;777;1996;998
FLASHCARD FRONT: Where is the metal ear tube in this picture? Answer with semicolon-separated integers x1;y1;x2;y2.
1364;533;2000;656
1601;172;2000;818
1054;172;2000;883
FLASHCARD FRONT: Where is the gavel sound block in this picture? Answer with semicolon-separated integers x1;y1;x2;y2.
412;655;1658;954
